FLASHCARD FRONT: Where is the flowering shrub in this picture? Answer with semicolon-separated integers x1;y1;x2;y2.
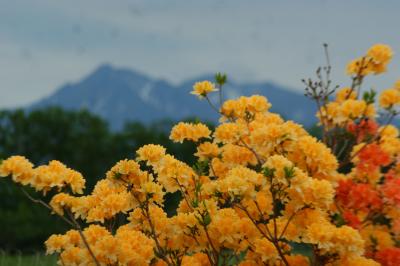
0;45;399;266
306;44;400;266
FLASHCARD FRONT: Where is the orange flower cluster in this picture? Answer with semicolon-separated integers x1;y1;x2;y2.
314;44;400;266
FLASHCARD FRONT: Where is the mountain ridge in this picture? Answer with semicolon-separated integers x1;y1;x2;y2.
30;64;317;129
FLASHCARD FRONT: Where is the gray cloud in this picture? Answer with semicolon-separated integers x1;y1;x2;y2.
1;0;400;108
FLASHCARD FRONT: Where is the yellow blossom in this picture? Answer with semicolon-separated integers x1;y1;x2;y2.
191;80;217;98
195;142;220;161
336;87;357;103
379;88;400;109
214;122;245;143
0;155;34;185
346;57;373;76
170;122;211;143
136;144;166;164
367;43;393;73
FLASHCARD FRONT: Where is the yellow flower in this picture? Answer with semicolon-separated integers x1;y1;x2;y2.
336;87;357;103
191;80;217;98
379;124;399;138
213;166;262;197
287;135;338;182
286;255;309;266
87;192;133;223
220;95;271;119
367;43;393;73
153;154;196;193
302;179;334;209
181;253;210;266
106;159;147;186
140;181;165;205
221;144;258;166
83;225;111;244
394;79;400;91
253;238;278;262
49;192;75;215
379;88;400;109
0;155;34;185
170;122;211;143
45;234;68;254
211;158;229;178
340;99;367;119
346;57;373;76
306;222;364;256
136;144;166;164
339;256;380;266
30;160;85;194
220;98;247;118
115;226;155;265
195;142;220;161
262;155;294;184
360;225;394;250
246;95;271;113
346;44;393;76
62;247;87;265
214;122;245;143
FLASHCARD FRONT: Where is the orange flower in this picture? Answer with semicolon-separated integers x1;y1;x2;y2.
357;143;391;173
347;119;378;143
375;247;400;266
337;180;382;211
381;174;400;207
343;211;362;229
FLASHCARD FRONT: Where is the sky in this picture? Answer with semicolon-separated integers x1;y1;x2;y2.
1;0;400;108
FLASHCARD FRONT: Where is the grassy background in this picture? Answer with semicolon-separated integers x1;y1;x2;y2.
0;253;56;266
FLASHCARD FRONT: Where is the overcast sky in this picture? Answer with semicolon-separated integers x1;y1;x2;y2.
1;0;400;108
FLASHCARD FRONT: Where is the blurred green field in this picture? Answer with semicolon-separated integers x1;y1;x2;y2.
0;253;57;266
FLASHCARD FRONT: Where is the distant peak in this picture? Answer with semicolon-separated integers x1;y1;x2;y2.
92;63;115;75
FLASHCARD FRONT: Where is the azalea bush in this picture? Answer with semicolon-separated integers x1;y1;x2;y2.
0;44;399;266
304;44;400;266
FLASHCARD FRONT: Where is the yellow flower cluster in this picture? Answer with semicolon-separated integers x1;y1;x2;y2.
0;156;85;194
170;122;211;143
318;97;375;128
3;88;378;265
379;85;400;109
318;79;400;129
5;44;398;265
347;44;393;75
220;95;271;120
46;225;155;266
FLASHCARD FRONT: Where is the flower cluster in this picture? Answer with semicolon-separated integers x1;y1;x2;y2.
0;156;85;194
309;44;400;266
347;44;393;76
2;43;399;266
2;92;375;266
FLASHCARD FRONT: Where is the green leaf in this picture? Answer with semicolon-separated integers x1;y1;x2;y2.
215;72;227;86
262;167;275;178
203;212;212;226
362;89;377;104
284;166;295;179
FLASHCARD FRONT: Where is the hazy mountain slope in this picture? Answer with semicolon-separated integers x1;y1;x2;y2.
31;64;316;129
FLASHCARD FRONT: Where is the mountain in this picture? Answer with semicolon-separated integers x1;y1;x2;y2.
30;64;317;129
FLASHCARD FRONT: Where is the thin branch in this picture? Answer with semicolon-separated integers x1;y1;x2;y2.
20;188;100;266
65;209;100;266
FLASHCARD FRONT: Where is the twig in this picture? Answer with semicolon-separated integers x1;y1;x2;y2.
20;188;100;266
65;209;100;266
